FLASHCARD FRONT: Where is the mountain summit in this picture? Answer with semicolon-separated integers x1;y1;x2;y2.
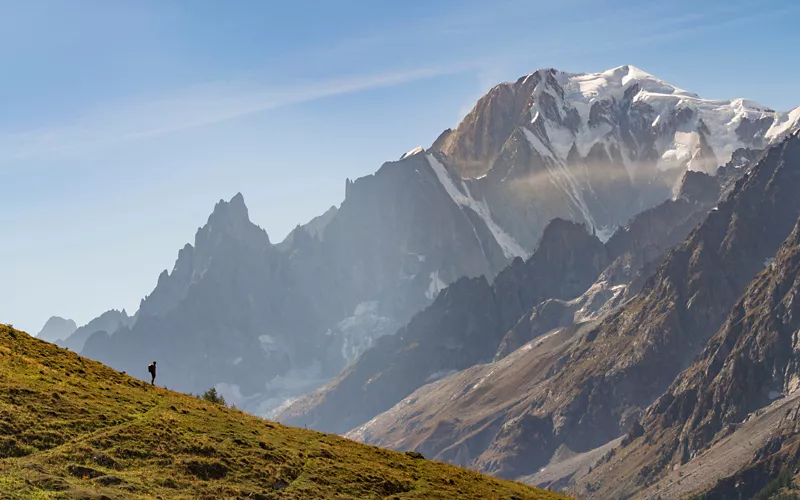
437;65;799;179
35;316;76;343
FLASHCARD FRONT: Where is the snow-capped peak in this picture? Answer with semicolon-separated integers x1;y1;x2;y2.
516;64;798;176
556;65;696;102
765;106;800;143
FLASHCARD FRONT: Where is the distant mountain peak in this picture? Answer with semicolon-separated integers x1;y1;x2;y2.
230;191;245;207
36;316;77;343
435;64;798;179
540;217;592;238
211;192;249;223
201;192;270;246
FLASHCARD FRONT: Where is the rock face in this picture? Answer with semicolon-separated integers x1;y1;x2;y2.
340;132;800;483
652;217;800;461
576;178;800;497
665;219;800;452
35;316;77;343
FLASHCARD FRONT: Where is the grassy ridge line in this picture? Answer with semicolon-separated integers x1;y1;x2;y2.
0;325;568;499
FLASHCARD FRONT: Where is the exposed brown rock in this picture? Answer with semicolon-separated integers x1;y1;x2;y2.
580;212;800;499
433;74;541;178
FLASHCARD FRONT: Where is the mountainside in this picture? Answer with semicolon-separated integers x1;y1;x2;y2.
484;131;800;479
277;219;611;434
60;65;799;418
280;165;731;434
334;167;727;471
338;131;800;483
0;324;566;500
36;316;76;343
576;211;800;499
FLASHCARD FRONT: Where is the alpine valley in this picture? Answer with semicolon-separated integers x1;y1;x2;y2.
47;65;800;498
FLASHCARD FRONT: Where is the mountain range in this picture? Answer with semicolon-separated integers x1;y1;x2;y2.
329;129;800;488
47;66;800;497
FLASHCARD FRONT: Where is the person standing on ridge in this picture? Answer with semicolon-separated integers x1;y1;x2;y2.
148;361;157;385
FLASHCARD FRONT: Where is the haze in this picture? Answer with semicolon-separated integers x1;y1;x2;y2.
3;0;799;333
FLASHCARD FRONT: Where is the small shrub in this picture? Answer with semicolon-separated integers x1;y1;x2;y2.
199;387;226;406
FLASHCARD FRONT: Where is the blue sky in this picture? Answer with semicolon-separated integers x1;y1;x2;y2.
3;0;799;334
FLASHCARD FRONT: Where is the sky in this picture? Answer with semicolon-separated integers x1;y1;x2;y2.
2;0;799;334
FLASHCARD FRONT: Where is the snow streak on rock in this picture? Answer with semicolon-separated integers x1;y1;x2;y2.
427;154;529;259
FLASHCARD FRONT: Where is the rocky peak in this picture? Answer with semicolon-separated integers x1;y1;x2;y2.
676;170;720;205
202;192;264;243
434;71;542;178
137;193;272;320
57;309;133;353
36;316;77;343
195;193;271;261
210;191;247;220
535;218;600;260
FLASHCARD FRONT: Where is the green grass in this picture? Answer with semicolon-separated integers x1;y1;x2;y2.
0;324;568;499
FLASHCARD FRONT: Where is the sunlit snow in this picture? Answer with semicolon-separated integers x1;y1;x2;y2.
519;65;799;176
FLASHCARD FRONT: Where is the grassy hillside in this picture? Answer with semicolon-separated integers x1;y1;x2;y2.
0;324;567;499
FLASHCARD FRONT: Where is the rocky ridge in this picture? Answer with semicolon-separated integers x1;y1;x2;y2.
573;137;800;498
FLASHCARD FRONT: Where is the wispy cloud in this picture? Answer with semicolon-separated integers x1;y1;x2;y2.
4;0;793;164
0;62;477;162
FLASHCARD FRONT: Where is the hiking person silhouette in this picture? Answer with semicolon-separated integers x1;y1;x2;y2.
148;361;157;385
